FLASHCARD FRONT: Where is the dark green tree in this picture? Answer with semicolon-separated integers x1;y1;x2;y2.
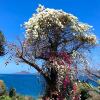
9;87;16;98
0;31;5;56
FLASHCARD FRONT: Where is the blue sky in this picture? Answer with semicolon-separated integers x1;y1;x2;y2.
0;0;100;73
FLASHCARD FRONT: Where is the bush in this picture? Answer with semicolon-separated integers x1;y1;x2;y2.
0;95;11;100
9;87;16;98
0;80;6;95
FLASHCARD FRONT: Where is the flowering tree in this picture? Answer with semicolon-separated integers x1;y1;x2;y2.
8;5;98;99
0;31;5;56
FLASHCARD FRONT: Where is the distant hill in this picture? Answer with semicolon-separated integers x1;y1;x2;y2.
15;71;32;74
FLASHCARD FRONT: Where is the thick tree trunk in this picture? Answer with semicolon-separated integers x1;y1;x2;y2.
43;78;66;100
42;67;66;100
43;82;59;100
43;68;58;99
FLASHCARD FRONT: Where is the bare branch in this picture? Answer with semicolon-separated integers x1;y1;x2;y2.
18;54;51;83
19;55;43;73
86;68;100;78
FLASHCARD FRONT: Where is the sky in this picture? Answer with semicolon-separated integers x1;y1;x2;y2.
0;0;100;73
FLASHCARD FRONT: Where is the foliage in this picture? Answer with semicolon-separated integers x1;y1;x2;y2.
0;95;11;100
0;82;34;100
9;87;16;98
15;95;26;100
80;89;90;100
0;80;6;95
0;31;5;56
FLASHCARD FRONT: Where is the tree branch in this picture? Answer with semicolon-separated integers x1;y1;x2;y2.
19;55;51;84
35;56;48;61
86;69;100;78
19;55;44;73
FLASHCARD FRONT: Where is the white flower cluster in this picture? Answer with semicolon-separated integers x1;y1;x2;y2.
36;4;45;13
24;5;78;40
71;23;92;33
86;34;97;44
24;5;97;45
74;33;97;44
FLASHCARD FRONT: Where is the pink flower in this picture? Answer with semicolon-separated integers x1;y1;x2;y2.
59;51;72;64
73;83;77;94
63;74;70;89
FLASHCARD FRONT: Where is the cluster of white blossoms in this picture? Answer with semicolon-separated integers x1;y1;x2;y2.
24;5;97;45
74;33;97;44
24;5;77;38
70;23;92;33
84;34;96;44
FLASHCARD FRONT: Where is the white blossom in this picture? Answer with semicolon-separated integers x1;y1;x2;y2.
24;5;97;46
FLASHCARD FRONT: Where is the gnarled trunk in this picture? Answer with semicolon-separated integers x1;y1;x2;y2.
43;60;69;100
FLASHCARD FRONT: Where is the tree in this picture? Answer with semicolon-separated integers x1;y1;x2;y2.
0;31;5;56
9;87;16;98
9;5;98;99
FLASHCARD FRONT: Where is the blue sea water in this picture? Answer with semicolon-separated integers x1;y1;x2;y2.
78;75;99;87
0;74;46;98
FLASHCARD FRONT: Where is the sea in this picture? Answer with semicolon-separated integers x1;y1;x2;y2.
0;74;46;98
0;74;99;98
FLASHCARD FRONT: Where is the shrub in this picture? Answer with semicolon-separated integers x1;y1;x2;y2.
9;87;16;98
0;80;6;95
0;95;11;100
